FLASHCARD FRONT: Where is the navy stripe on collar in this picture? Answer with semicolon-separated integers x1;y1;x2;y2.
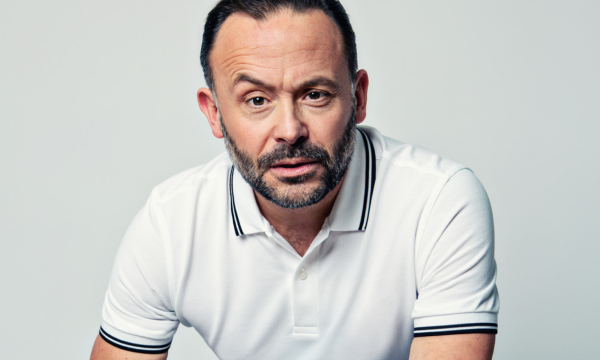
229;166;244;236
228;128;377;236
357;128;377;231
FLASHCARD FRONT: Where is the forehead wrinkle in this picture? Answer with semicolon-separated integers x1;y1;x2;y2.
222;43;329;70
219;52;284;85
220;46;285;66
281;46;330;61
212;9;348;94
222;55;283;71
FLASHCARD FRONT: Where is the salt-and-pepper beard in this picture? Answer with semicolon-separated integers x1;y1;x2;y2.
221;110;356;209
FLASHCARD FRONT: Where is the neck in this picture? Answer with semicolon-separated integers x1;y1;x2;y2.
254;177;344;256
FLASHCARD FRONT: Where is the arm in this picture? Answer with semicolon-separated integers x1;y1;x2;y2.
91;335;168;360
412;169;499;358
93;191;179;358
408;334;495;360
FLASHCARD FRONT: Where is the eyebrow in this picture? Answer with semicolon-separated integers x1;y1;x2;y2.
232;73;342;93
297;77;342;93
232;73;270;88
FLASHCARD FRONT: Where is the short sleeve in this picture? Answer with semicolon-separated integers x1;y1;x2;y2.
99;189;179;354
413;169;499;337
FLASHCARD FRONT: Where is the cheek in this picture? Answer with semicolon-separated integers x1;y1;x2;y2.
239;128;271;157
307;107;352;151
219;106;272;157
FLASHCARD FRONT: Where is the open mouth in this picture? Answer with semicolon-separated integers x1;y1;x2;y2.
270;159;319;177
275;161;317;168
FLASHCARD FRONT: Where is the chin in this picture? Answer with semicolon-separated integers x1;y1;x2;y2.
265;182;327;209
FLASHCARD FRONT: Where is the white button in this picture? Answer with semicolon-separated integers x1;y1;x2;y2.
299;268;308;280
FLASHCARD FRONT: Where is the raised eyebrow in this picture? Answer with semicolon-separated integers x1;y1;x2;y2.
231;74;342;93
298;77;342;93
231;73;274;91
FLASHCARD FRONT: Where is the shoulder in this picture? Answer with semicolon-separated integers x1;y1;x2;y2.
362;127;490;232
360;126;467;180
149;152;232;205
360;127;475;208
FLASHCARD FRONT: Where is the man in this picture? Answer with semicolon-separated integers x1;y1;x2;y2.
91;0;499;359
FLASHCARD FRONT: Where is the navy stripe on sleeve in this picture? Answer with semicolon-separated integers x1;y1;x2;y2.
99;327;171;354
414;322;498;337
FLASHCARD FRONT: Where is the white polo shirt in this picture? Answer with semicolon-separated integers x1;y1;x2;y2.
100;126;499;359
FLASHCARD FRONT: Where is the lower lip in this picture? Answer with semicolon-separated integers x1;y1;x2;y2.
270;162;318;177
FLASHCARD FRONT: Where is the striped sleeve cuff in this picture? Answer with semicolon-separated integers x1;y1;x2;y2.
414;322;498;337
99;327;171;354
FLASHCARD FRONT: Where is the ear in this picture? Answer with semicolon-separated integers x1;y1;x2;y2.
197;88;223;138
353;70;369;125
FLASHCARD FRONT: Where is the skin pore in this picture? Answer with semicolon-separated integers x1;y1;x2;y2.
197;9;368;256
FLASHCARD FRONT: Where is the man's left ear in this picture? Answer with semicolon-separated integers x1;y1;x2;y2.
354;70;369;125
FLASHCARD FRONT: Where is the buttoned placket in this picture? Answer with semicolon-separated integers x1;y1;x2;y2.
264;217;332;336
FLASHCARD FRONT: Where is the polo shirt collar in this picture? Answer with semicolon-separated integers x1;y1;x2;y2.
328;127;377;231
228;127;377;236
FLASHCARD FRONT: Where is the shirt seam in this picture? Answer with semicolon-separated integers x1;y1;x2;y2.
150;188;178;317
380;150;462;178
414;167;473;292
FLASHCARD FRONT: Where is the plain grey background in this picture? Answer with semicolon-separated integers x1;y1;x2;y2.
1;1;598;359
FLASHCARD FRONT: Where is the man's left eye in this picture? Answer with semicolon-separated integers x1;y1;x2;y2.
307;91;323;100
249;97;266;106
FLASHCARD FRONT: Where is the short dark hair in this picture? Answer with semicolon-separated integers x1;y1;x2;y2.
200;0;357;91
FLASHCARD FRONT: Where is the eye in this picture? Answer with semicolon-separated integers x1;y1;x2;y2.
307;91;323;100
249;97;266;106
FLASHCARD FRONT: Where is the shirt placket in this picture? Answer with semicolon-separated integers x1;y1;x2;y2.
291;247;319;334
265;218;331;336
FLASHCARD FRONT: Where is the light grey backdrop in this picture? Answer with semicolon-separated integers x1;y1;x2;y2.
1;1;598;359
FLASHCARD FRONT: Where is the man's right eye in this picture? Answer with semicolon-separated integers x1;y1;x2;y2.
249;97;266;106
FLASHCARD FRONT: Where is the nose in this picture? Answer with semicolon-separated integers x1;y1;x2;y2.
272;101;308;146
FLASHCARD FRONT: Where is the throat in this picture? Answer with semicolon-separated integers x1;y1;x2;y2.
277;227;320;257
255;196;330;257
253;174;346;256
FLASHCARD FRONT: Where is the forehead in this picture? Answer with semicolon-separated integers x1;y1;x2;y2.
210;9;346;88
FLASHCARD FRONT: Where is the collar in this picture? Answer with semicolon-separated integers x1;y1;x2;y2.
228;126;377;236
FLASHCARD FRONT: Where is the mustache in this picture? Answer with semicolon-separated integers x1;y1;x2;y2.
257;141;331;169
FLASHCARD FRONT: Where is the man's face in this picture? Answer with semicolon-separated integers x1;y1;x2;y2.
207;9;359;208
221;110;355;208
